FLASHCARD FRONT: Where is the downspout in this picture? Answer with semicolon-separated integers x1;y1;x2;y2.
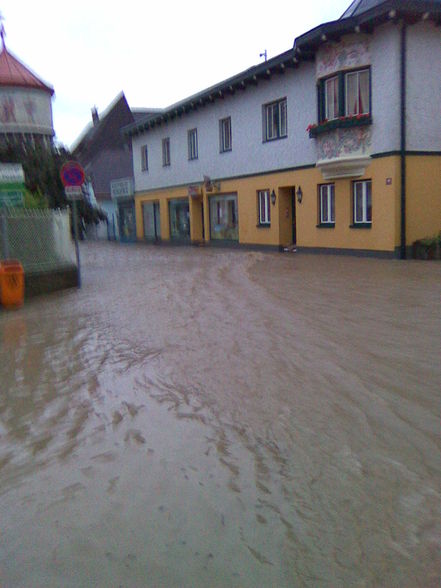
400;21;407;259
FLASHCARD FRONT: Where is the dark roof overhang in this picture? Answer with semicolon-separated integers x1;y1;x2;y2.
125;0;441;138
295;0;441;51
124;47;314;137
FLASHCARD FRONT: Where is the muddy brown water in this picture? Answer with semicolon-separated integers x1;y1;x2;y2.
0;242;440;587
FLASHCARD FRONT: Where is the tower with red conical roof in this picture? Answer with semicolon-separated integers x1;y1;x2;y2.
0;19;54;149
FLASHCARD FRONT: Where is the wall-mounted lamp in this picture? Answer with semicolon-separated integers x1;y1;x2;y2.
296;186;303;204
270;190;276;205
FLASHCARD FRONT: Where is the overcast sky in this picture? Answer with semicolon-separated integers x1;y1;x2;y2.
1;0;351;149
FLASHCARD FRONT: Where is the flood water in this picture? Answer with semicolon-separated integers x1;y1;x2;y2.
0;242;440;587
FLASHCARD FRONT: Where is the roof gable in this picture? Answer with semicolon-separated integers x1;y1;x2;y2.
72;93;135;163
340;0;387;19
0;46;54;95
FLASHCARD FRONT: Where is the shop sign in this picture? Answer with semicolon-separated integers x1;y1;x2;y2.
0;189;24;207
0;163;25;184
111;177;134;199
188;185;201;198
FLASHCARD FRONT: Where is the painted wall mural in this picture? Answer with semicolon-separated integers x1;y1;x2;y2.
316;36;370;79
317;126;372;161
0;88;52;131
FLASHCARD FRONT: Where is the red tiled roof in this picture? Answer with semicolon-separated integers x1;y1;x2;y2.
0;46;54;95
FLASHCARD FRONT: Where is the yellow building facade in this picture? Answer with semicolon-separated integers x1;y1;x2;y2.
135;152;441;257
128;2;441;259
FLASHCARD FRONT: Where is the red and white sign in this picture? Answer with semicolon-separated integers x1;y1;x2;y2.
64;186;83;200
60;161;85;187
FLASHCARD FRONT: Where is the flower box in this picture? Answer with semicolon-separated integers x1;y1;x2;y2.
307;114;372;138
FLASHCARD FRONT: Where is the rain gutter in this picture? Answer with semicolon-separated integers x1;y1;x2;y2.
400;21;407;259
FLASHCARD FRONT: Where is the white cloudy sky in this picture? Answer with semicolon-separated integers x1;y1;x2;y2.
1;0;351;148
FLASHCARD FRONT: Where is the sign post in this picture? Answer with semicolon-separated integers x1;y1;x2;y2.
60;162;85;288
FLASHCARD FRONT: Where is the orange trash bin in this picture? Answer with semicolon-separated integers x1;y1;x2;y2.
0;260;25;309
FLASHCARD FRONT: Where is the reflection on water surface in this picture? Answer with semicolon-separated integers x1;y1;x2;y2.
1;243;440;587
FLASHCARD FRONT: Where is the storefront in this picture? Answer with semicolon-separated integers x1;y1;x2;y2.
118;202;136;242
169;198;190;241
111;178;136;242
209;194;238;241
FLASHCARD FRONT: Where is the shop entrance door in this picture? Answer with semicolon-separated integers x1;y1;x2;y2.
209;194;238;241
142;202;161;241
169;199;190;241
118;202;137;242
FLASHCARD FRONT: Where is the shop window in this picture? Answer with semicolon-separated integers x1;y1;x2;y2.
169;199;190;239
143;201;161;240
209;194;238;240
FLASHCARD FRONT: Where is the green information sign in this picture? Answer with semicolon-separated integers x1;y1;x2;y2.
0;164;25;208
0;186;24;208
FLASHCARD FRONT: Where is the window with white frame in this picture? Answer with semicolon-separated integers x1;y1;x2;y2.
345;69;370;116
162;137;170;166
258;190;271;225
353;180;372;224
319;184;335;224
318;68;370;122
263;98;287;141
141;145;148;171
188;128;198;160
325;76;339;121
219;117;232;152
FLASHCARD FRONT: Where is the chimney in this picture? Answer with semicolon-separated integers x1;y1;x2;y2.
91;106;99;126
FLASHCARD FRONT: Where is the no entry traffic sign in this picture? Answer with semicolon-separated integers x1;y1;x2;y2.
60;161;85;187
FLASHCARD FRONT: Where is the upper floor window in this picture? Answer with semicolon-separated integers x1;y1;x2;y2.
345;70;370;116
258;189;271;225
319;184;335;225
263;98;287;142
141;145;148;171
219;117;232;152
188;128;198;160
162;137;170;167
325;76;339;121
318;68;370;123
353;180;372;225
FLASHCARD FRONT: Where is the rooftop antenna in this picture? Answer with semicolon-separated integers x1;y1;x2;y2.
260;49;267;62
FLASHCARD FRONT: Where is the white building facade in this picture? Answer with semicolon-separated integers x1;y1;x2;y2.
127;0;441;258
